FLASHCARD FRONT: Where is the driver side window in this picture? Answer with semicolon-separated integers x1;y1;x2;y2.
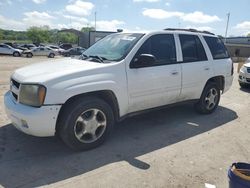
134;34;177;66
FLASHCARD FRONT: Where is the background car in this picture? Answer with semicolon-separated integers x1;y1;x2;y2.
61;47;86;57
4;42;27;51
23;47;57;58
238;58;250;88
0;44;23;57
18;44;36;50
48;45;65;54
59;43;73;50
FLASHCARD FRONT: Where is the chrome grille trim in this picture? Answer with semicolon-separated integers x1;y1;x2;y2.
10;78;20;102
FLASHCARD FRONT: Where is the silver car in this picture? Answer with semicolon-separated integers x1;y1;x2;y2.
0;44;23;57
24;47;57;58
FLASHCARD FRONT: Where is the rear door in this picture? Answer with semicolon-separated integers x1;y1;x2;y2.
178;34;213;100
127;34;182;113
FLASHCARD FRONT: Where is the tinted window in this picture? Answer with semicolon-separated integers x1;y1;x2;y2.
204;36;229;59
180;34;207;62
135;34;176;65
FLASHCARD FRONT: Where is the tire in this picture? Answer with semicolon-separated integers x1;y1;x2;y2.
26;53;33;58
195;82;221;114
58;96;115;151
49;53;55;58
13;51;20;57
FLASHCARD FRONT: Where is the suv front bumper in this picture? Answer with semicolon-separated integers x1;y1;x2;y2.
238;71;250;85
4;91;61;137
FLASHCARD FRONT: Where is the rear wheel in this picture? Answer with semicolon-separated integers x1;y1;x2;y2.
13;51;20;57
58;97;114;151
195;83;220;114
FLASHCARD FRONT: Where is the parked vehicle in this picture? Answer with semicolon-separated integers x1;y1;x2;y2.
47;45;65;54
4;29;233;150
238;58;250;88
0;43;23;57
18;44;36;50
4;43;27;51
59;43;73;50
23;47;57;58
61;47;86;57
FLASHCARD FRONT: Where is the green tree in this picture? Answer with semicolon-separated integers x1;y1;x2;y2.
57;32;78;44
27;26;50;44
0;30;3;40
81;27;95;32
247;33;250;37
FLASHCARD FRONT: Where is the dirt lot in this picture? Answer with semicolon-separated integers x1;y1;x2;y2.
0;56;249;188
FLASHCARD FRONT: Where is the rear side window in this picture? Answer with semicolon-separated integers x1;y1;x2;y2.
204;36;229;59
135;34;176;65
179;34;207;63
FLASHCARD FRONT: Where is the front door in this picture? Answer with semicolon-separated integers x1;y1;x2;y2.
126;34;182;113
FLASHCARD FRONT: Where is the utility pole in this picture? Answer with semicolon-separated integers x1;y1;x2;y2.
225;12;230;43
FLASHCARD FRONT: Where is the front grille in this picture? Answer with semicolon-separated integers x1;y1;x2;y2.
12;93;18;100
247;67;250;73
10;78;20;101
11;79;20;89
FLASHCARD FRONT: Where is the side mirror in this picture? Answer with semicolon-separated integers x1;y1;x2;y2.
130;54;156;69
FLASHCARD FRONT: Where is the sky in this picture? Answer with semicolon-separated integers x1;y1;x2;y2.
0;0;250;36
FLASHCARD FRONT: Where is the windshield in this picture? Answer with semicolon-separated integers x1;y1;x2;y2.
82;33;144;62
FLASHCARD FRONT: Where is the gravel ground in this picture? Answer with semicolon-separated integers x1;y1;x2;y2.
0;56;249;188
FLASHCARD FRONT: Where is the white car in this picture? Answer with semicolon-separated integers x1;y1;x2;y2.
238;58;250;87
23;47;57;58
0;44;23;57
4;29;233;150
47;45;65;54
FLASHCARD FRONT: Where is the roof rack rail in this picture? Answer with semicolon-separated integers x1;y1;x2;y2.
164;28;215;35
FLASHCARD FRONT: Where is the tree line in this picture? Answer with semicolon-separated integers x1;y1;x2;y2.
0;26;94;44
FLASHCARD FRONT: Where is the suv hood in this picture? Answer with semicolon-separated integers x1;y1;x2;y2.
12;58;111;83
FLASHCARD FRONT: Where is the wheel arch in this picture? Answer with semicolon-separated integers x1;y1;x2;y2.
55;90;120;134
205;76;225;91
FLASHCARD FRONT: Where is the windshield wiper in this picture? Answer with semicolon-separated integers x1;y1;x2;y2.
80;54;108;63
89;55;107;63
79;54;88;60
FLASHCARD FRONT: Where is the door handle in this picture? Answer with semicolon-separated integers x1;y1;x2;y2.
204;67;210;71
171;71;179;75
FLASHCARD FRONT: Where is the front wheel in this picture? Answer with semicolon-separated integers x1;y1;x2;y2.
26;53;33;58
49;53;55;58
58;97;114;151
13;51;20;57
195;83;220;114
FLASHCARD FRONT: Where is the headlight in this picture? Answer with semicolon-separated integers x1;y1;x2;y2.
19;84;46;107
240;66;247;73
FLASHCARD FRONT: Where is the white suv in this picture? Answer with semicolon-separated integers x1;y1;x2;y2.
4;29;233;150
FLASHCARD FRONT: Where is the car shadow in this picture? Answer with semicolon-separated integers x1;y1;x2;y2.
240;86;250;93
0;104;237;188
